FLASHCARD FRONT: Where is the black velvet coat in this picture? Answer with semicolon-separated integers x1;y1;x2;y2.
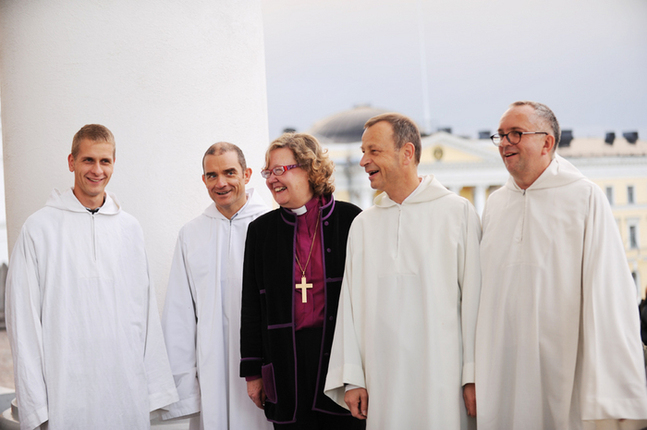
240;196;361;424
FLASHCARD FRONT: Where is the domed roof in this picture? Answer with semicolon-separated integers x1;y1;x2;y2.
308;105;390;143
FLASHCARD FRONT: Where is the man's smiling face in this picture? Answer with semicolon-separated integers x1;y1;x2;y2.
68;139;115;209
202;150;251;219
359;121;406;195
498;104;553;189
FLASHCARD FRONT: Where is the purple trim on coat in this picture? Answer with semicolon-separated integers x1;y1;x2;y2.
321;196;335;221
268;418;290;424
262;363;278;403
326;277;342;282
313;407;355;416
267;322;293;330
280;209;298;226
260;289;266;294
241;357;263;362
270;194;342;423
290;213;299;423
289;337;298;423
312;204;329;411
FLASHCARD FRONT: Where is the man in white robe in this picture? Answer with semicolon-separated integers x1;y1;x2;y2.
324;113;481;430
161;142;271;430
5;124;178;430
475;101;647;430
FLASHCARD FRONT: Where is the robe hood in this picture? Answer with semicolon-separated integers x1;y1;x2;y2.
202;187;268;221
374;174;452;208
505;154;585;192
46;187;121;215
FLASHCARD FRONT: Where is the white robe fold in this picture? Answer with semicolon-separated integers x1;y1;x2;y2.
324;175;481;430
6;188;178;430
161;189;271;430
475;155;647;430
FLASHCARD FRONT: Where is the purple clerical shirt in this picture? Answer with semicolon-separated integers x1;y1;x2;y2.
245;195;328;382
293;196;325;330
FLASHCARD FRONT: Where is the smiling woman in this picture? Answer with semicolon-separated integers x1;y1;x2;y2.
240;133;364;429
264;147;313;209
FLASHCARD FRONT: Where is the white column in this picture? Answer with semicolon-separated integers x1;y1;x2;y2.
0;0;270;306
360;188;374;210
473;185;486;217
446;185;460;195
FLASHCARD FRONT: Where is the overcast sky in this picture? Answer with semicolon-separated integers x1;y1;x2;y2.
261;0;647;141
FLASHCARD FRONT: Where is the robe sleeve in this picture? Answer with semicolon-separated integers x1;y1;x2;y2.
457;202;482;385
5;227;49;430
324;224;366;409
160;233;201;419
140;242;180;413
579;186;647;423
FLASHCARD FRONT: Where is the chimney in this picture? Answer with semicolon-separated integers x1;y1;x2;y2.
604;132;615;145
437;127;452;134
478;130;491;139
559;130;573;147
623;131;638;144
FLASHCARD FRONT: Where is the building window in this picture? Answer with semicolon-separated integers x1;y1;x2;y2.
605;186;614;205
629;224;639;249
627;186;635;204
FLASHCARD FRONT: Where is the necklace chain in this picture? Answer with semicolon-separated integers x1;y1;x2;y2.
295;214;320;276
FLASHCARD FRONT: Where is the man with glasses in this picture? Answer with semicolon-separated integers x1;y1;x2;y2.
475;101;647;429
161;142;270;430
240;133;364;429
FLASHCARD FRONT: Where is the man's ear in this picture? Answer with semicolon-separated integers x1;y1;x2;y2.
402;142;416;165
244;167;252;184
68;154;75;172
542;134;556;155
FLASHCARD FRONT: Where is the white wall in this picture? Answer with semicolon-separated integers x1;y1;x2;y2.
0;116;6;266
0;0;272;307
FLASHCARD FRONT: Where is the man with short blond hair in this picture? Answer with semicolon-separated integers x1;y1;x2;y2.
6;124;178;430
161;142;270;430
475;101;647;429
325;113;481;429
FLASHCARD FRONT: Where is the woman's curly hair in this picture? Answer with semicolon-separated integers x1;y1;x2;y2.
264;132;335;196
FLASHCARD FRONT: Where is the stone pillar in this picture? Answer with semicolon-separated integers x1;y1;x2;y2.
359;188;374;210
473;184;486;216
446;185;460;195
0;0;271;305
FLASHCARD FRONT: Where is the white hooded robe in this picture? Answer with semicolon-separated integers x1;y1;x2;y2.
324;175;481;430
475;155;647;430
6;188;178;430
161;189;271;430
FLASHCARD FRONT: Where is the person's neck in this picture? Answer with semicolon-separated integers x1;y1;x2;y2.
74;189;105;210
514;158;552;190
514;177;535;190
290;195;320;216
282;191;315;213
386;173;421;204
216;197;247;220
